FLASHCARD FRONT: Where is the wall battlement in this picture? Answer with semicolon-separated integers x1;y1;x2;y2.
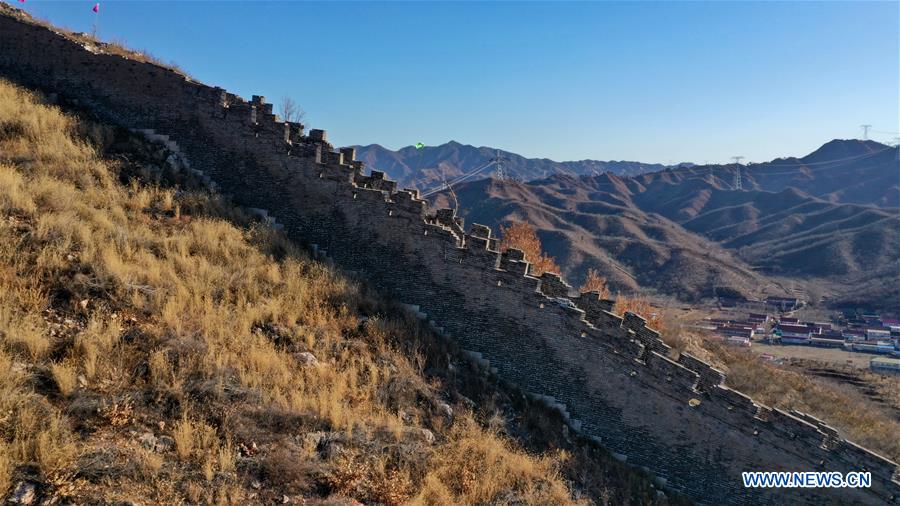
0;7;897;503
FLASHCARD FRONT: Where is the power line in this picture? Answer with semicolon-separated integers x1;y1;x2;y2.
660;145;896;184
743;147;894;176
710;146;894;175
419;160;496;197
417;143;895;197
669;147;893;180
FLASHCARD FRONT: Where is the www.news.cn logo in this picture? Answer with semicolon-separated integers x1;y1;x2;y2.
742;471;872;488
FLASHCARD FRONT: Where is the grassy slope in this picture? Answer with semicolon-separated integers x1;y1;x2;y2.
0;80;673;505
663;331;900;463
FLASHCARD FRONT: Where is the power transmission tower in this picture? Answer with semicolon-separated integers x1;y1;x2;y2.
731;156;745;190
860;124;872;140
492;150;509;181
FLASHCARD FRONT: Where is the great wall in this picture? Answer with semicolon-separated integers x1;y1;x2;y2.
1;7;898;504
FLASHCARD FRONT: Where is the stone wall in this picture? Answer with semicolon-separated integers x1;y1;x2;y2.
1;8;897;504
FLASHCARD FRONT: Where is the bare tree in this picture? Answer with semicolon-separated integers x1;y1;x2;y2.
279;96;304;122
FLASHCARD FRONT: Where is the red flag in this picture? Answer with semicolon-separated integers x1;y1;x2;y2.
18;0;26;3
92;3;99;13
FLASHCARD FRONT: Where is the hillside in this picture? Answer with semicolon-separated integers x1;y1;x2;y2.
622;174;900;275
358;139;898;209
431;142;900;307
0;80;675;504
632;140;899;208
432;176;771;301
353;141;678;190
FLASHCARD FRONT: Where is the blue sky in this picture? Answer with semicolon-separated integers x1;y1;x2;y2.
14;1;900;163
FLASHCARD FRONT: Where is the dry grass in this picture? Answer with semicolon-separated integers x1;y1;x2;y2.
711;343;900;461
0;4;191;78
0;444;10;496
411;420;573;505
664;322;900;462
50;362;77;397
0;78;597;504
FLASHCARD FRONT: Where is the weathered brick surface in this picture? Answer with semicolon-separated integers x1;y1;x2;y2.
1;10;897;504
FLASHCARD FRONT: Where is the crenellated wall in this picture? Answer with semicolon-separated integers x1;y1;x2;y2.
1;7;897;504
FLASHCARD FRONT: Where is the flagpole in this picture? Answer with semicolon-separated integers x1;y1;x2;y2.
91;3;100;40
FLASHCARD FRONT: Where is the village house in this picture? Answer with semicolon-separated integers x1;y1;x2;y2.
777;323;812;343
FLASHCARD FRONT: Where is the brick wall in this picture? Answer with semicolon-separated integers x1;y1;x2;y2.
1;8;897;503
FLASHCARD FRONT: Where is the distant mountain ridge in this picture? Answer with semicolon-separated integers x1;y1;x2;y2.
358;139;898;208
425;140;900;308
353;141;687;190
646;139;899;208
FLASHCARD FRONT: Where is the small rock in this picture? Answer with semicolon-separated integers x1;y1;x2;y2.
9;481;36;505
282;495;291;504
436;402;453;420
457;395;476;412
157;420;166;431
79;299;89;310
251;480;261;490
155;435;175;452
295;352;318;366
77;374;88;388
166;153;181;171
304;431;327;447
11;362;27;375
138;432;158;451
409;428;434;445
316;435;344;461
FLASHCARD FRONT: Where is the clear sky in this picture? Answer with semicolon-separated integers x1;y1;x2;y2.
14;1;900;164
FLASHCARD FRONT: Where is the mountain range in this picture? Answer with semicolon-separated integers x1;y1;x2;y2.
353;141;689;190
411;140;899;308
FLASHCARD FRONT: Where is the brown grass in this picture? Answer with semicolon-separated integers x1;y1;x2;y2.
0;78;594;504
711;343;900;461
663;321;900;461
0;4;191;79
50;362;77;397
